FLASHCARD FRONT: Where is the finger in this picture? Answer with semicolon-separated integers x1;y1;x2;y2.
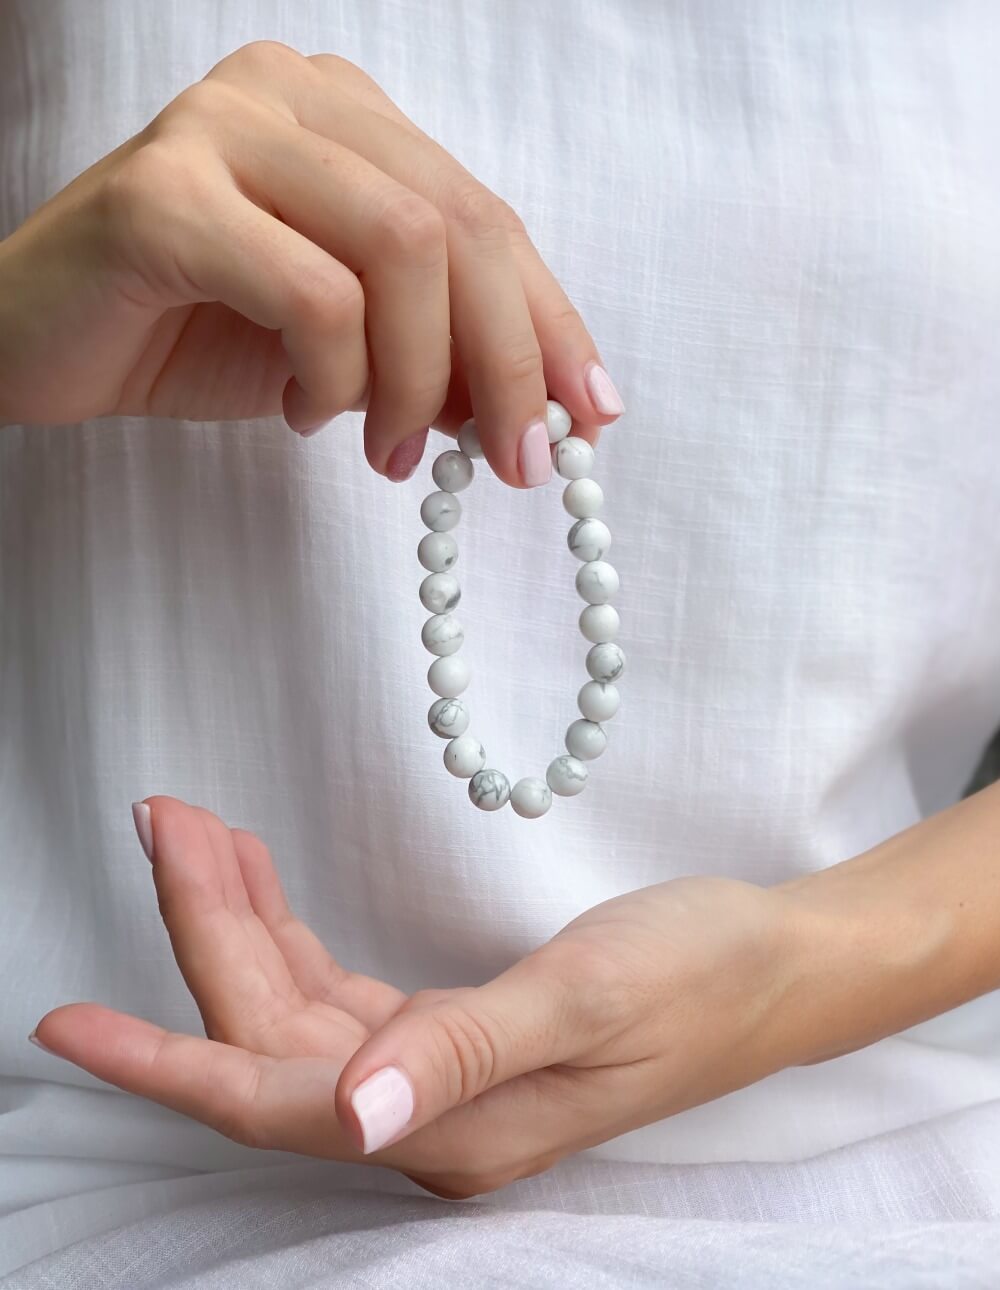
305;57;622;457
333;948;591;1154
127;142;370;434
140;797;301;1043
230;828;408;1030
228;59;547;487
222;111;451;477
31;1003;360;1159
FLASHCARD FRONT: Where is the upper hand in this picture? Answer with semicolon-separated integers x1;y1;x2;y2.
0;42;623;482
34;797;803;1198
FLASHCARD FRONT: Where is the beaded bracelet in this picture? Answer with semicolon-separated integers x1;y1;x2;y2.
417;400;623;818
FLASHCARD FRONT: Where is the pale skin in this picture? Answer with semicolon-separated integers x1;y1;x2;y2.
9;41;1000;1198
0;41;625;481
33;780;1000;1199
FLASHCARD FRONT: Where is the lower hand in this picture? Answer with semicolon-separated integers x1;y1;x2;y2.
0;42;622;483
33;796;804;1197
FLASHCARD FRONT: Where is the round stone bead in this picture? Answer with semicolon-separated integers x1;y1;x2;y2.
432;450;474;493
579;603;620;643
469;768;511;811
567;518;612;563
428;654;470;698
553;436;595;480
545;399;572;444
576;560;620;604
417;532;458;573
546;755;588;797
420;490;462;532
586;641;626;683
457;418;483;458
563;478;604;519
419;571;461;614
565;718;607;761
578;680;620;723
510;777;552;819
421;614;464;656
428;696;470;738
444;734;486;778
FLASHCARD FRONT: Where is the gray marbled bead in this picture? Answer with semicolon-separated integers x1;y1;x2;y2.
567;518;612;562
565;718;607;760
576;560;619;604
545;400;572;443
432;450;475;493
554;436;595;480
510;777;552;819
419;571;461;614
469;768;511;811
428;697;470;738
563;478;604;519
417;532;458;573
578;681;620;723
421;613;464;657
579;603;620;643
457;419;483;458
421;490;462;532
586;641;626;683
444;734;486;778
427;654;470;698
546;755;588;797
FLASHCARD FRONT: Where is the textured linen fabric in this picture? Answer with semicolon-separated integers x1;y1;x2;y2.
2;0;1000;1283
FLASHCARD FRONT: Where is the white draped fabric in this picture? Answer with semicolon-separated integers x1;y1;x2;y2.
2;1;999;1283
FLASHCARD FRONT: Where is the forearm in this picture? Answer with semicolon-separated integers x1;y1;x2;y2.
773;778;1000;1066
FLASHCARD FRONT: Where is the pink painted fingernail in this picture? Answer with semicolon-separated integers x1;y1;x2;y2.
518;420;552;487
350;1065;415;1154
584;363;625;417
131;801;154;863
296;422;329;439
386;429;429;482
28;1030;53;1054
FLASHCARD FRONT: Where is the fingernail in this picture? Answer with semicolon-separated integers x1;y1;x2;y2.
28;1030;54;1054
295;422;329;439
584;363;625;417
350;1065;415;1154
518;420;552;487
131;801;153;863
386;429;429;482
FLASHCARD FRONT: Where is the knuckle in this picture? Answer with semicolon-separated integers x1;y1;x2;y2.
448;182;510;239
155;79;244;132
500;340;544;387
229;39;304;76
292;272;365;333
429;1005;498;1104
371;193;447;264
546;298;586;333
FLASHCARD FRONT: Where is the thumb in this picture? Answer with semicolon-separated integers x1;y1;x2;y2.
335;951;582;1155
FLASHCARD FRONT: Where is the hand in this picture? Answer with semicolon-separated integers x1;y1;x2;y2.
0;41;623;483
33;797;803;1198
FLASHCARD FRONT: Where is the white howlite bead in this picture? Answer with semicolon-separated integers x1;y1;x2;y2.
510;777;552;819
469;768;511;811
565;718;607;761
421;614;464;656
428;696;470;738
457;419;483;458
418;532;458;573
554;436;595;480
444;734;486;778
421;490;462;532
419;571;461;614
578;681;620;723
546;755;588;797
576;560;620;604
563;478;604;519
432;450;474;493
579;603;620;643
428;654;470;698
567;518;612;563
545;400;573;443
586;641;626;683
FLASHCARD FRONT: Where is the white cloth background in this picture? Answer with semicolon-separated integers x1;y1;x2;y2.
2;0;1000;1283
